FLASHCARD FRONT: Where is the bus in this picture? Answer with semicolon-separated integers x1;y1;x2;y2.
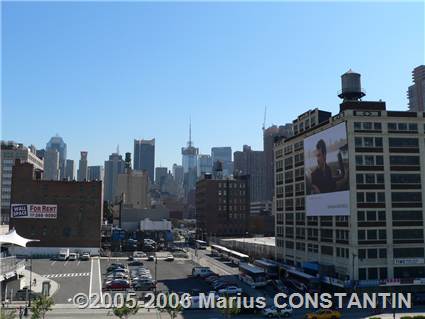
238;262;268;288
195;240;208;250
228;250;249;265
211;244;230;258
253;259;279;279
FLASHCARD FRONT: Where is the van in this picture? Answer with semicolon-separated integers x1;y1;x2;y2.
58;248;70;261
192;267;213;277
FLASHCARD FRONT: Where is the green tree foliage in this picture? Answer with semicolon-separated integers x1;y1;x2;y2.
112;305;138;319
0;308;16;319
31;296;54;319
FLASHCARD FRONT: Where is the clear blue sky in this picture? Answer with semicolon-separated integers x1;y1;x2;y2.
2;1;424;169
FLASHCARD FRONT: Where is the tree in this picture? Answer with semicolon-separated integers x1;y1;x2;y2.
0;308;16;319
112;305;138;319
31;296;54;319
217;294;241;318
158;293;183;319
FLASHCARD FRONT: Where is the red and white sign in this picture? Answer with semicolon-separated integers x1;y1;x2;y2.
11;204;57;219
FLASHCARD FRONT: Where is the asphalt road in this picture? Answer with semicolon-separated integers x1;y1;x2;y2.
31;258;92;304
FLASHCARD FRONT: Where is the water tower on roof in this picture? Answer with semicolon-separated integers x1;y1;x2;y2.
338;69;366;101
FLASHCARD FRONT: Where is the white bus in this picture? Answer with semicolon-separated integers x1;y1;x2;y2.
211;244;230;257
195;240;208;250
238;262;267;288
228;250;249;265
253;259;279;279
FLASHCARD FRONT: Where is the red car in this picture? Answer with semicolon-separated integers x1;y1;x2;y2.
105;279;130;290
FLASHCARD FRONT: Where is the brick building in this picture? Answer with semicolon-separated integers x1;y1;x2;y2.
9;161;103;254
196;174;249;239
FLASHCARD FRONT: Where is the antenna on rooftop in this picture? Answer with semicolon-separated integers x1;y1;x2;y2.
262;106;267;131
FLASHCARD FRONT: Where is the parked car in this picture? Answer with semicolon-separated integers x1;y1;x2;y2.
68;253;78;261
192;267;212;277
105;279;130;290
106;263;125;272
205;275;219;283
147;255;155;261
263;305;293;318
80;252;90;261
218;286;242;295
107;272;129;280
305;309;341;319
283;279;307;293
132;279;155;291
128;261;144;267
133;251;147;259
165;254;174;261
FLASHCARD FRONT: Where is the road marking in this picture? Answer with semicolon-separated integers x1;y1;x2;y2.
51;261;56;266
42;272;90;278
64;260;69;266
97;258;103;304
77;260;81;266
89;258;94;299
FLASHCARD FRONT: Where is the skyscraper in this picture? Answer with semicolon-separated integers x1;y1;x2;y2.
181;122;198;198
263;124;293;201
155;167;168;186
172;164;184;185
88;165;104;181
65;159;75;180
211;147;233;177
104;152;125;202
77;151;88;181
407;65;425;112
197;154;212;177
43;148;60;180
134;139;155;183
234;145;267;202
46;135;67;179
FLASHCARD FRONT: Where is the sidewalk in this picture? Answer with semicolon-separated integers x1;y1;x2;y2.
21;269;59;296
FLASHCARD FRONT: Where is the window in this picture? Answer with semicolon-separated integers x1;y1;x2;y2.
321;245;333;256
393;229;424;241
389;138;419;148
391;174;421;184
390;156;419;166
391;192;422;203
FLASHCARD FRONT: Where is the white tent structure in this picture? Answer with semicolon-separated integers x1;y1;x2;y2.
0;228;39;247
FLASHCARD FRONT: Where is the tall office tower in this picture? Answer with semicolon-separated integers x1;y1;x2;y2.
88;165;104;181
133;139;155;183
211;147;233;177
197;154;212;177
263;124;293;201
36;149;45;160
77;151;88;181
172;164;184;186
182;122;199;198
43;148;60;180
275;70;425;285
234;145;267;202
407;65;425;112
46;135;67;179
117;169;150;209
155;167;168;186
65;159;75;180
104;152;125;202
0;141;44;224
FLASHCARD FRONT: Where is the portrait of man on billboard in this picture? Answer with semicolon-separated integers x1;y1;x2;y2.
304;122;349;216
310;139;345;194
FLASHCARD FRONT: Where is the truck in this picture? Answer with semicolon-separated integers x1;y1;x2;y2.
58;248;70;261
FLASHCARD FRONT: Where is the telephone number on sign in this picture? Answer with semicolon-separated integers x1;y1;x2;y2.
72;292;192;309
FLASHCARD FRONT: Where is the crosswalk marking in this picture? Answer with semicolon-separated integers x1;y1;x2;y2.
42;272;90;278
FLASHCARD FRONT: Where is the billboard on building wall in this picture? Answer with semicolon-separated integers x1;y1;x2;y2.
10;204;57;219
304;122;349;216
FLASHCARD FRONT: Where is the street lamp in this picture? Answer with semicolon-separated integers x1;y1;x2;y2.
26;254;33;307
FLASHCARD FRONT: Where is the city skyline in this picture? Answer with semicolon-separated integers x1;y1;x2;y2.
2;2;424;169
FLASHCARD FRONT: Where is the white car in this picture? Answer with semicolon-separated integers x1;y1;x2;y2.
80;252;90;261
218;286;242;295
133;251;147;259
165;254;174;261
262;306;293;318
68;253;78;261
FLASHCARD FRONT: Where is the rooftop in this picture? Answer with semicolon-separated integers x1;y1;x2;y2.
221;236;275;247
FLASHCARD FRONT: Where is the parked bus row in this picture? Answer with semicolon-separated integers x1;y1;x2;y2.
210;244;249;265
